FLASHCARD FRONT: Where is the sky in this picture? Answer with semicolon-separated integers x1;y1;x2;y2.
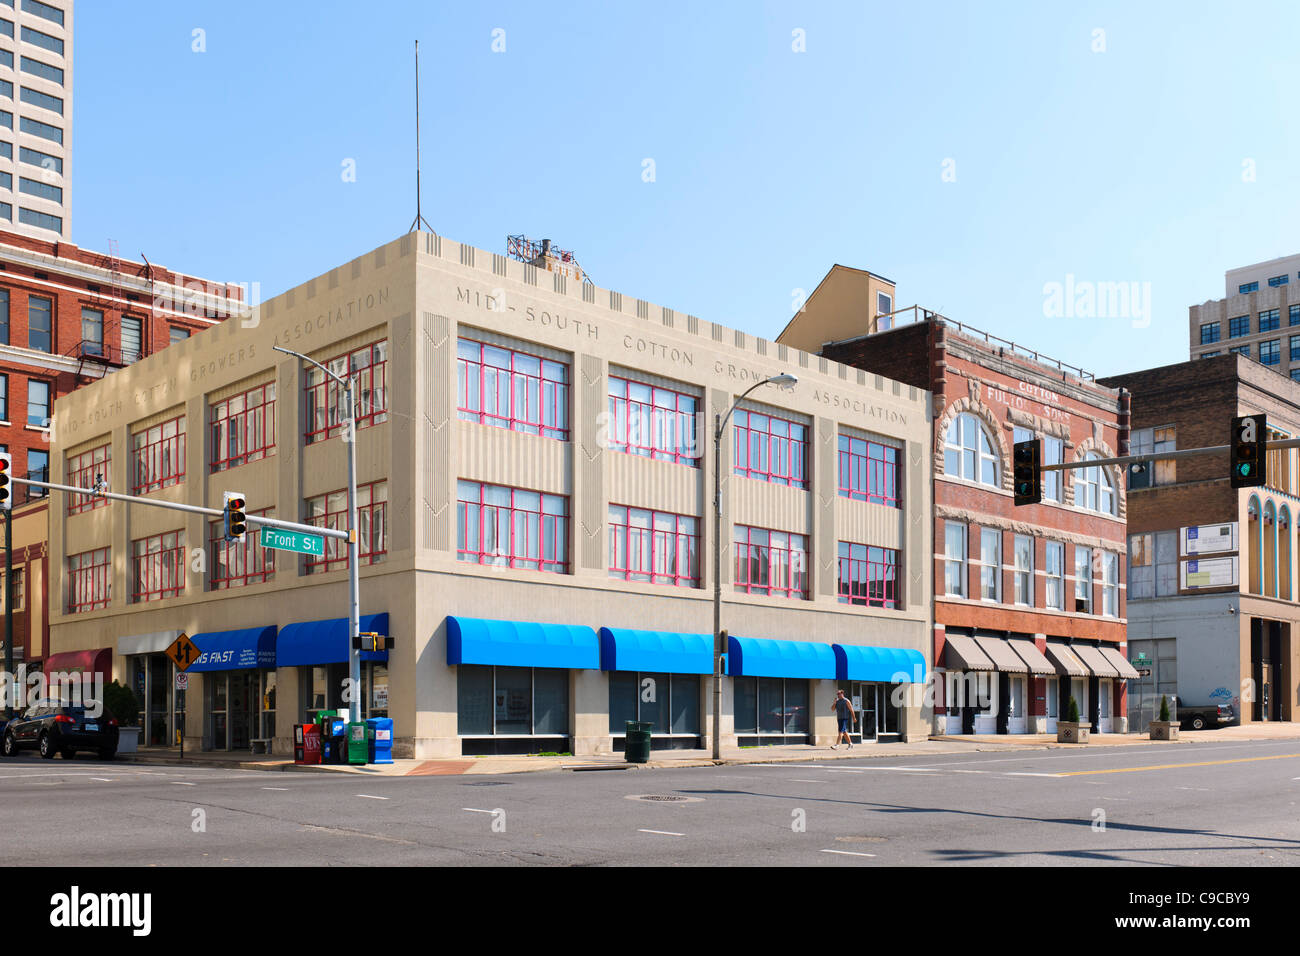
72;0;1300;380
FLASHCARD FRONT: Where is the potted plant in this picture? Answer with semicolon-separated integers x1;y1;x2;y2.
1149;694;1179;741
102;681;142;753
1056;695;1089;743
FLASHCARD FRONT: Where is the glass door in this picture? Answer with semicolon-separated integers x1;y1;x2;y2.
209;674;228;750
230;672;253;750
1046;678;1059;732
148;654;172;746
879;684;901;737
1008;676;1027;733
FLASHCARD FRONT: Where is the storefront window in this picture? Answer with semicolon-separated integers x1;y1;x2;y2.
456;665;570;737
733;677;809;737
261;671;277;739
607;672;701;736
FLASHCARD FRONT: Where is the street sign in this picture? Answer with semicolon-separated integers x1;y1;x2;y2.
165;633;201;672
175;672;189;691
259;525;325;557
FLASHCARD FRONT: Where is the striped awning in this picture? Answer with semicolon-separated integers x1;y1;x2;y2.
1009;639;1056;676
974;635;1028;674
1101;647;1141;680
1074;644;1120;679
943;634;995;671
1044;642;1089;678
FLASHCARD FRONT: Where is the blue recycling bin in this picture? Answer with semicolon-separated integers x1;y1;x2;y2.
366;717;393;764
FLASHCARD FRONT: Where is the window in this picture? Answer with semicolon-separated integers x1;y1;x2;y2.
26;378;49;426
210;510;274;589
132;531;185;603
65;443;109;515
457;337;567;441
733;676;809;736
19;84;61;114
876;291;893;330
0;172;9;191
1042;435;1063;502
67;548;110;613
1291;336;1300;363
168;326;189;344
1129;426;1175;487
1199;322;1220;345
457;664;569;738
0;374;6;420
0;288;8;345
306;481;388;573
1074;547;1093;613
1;566;23;612
1045;542;1066;609
0;109;9;128
733;408;808;487
944;413;999;486
26;448;46;496
0;202;9;221
21;0;64;28
1269;274;1290;288
1201;351;1220;359
1074;453;1116;515
19;25;61;56
733;525;808;600
1230;344;1251;358
1260;309;1281;333
606;376;698;465
1291;305;1300;327
19;144;59;174
132;416;186;493
19;55;61;84
1128;531;1179;599
607;505;699;588
944;521;968;597
980;528;1001;601
18;175;59;202
609;672;700;736
28;294;50;351
837;433;900;507
1239;282;1259;294
1292;369;1300;384
18;115;61;144
1013;535;1034;605
210;383;275;472
305;340;388;443
0;19;9;39
837;542;899;608
1229;315;1250;338
1261;339;1281;366
456;480;564;574
80;307;103;355
121;316;142;363
1103;552;1119;616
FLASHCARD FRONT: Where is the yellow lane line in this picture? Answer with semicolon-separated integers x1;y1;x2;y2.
1058;753;1300;777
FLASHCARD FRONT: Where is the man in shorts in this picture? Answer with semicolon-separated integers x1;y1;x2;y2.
830;689;855;749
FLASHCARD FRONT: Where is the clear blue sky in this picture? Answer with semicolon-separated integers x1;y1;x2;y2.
73;0;1300;379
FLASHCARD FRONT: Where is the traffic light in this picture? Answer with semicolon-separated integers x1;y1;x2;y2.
0;453;10;511
353;632;386;652
223;491;247;541
1013;438;1042;506
1231;414;1267;488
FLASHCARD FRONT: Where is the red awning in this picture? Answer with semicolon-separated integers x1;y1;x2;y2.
43;648;112;679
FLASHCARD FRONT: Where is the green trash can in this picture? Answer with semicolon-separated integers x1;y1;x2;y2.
347;722;368;765
624;720;652;764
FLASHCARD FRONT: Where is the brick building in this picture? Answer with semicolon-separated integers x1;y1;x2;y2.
780;272;1134;735
1101;353;1300;726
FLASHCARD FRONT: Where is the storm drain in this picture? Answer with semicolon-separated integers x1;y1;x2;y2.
625;794;704;804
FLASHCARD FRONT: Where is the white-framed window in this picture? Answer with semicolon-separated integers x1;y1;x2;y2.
1103;552;1119;616
1043;436;1063;502
944;413;999;487
944;521;967;597
1075;453;1116;515
1013;534;1034;605
1128;530;1178;599
980;528;1001;601
1045;542;1065;610
1075;546;1093;613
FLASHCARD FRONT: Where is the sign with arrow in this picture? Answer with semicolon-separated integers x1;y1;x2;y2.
165;632;201;672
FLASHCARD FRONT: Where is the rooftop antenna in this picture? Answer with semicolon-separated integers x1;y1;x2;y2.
409;40;435;235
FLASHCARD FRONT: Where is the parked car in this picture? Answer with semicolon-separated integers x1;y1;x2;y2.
1175;698;1235;731
1;698;119;759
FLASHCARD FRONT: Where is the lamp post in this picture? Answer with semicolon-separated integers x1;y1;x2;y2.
712;373;798;760
274;346;363;725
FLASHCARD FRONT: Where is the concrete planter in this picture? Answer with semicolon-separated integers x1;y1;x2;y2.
116;727;141;753
1148;720;1179;741
1056;721;1090;744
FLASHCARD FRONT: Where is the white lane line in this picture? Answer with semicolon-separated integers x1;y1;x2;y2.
1004;772;1063;778
356;794;388;800
751;764;832;768
90;777;113;782
950;769;989;774
825;769;865;774
462;808;497;814
638;829;685;837
821;848;876;858
791;779;826;783
170;781;196;786
262;787;290;791
0;773;102;779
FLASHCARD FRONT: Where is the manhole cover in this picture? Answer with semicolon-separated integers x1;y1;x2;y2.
625;794;704;804
835;836;886;843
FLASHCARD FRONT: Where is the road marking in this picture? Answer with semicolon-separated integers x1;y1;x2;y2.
262;787;290;791
462;807;497;814
790;779;826;783
356;794;388;800
820;848;876;858
170;782;196;786
1005;772;1064;777
90;777;113;782
638;829;684;837
825;769;865;774
1059;753;1300;777
950;769;989;774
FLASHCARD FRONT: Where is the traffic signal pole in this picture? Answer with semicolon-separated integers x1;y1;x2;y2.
1038;437;1300;475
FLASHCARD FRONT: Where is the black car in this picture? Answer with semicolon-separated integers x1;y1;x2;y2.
1;698;119;759
1175;698;1236;731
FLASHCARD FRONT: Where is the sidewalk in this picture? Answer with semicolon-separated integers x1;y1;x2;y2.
112;722;1300;777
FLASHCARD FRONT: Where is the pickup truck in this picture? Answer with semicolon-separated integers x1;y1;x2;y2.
1175;699;1235;731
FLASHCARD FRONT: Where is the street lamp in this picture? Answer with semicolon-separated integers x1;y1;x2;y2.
273;345;363;725
712;372;798;759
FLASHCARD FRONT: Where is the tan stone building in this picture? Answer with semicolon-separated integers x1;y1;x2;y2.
45;232;932;758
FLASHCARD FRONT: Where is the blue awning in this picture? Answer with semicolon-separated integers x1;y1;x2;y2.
833;644;926;683
276;613;389;667
190;626;277;672
725;635;836;679
598;628;713;674
447;617;599;670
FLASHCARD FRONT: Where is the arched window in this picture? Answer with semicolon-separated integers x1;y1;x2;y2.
1247;496;1261;595
944;413;999;487
1075;453;1117;515
1280;506;1292;600
1264;500;1277;597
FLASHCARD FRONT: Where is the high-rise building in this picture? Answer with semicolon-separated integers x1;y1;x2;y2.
0;0;72;240
1190;254;1300;379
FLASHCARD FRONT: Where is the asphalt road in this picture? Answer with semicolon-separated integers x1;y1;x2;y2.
3;738;1299;866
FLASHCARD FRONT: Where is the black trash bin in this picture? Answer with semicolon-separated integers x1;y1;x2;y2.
624;720;652;763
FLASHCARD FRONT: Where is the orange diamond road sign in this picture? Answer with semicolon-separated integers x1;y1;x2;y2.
165;633;201;672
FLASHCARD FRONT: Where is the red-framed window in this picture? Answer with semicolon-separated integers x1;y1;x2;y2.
209;508;275;589
211;384;275;472
304;341;388;444
457;338;569;441
133;416;186;493
304;481;387;574
608;504;699;587
457;480;568;574
837;542;899;608
66;443;110;515
67;547;110;613
734;525;808;600
734;409;807;487
838;434;900;507
131;530;185;603
607;376;699;465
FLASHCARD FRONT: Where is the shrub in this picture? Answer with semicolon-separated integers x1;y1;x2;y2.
1066;696;1080;723
102;680;141;726
1159;695;1170;722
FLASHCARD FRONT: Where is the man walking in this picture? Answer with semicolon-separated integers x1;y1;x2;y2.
830;689;855;749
